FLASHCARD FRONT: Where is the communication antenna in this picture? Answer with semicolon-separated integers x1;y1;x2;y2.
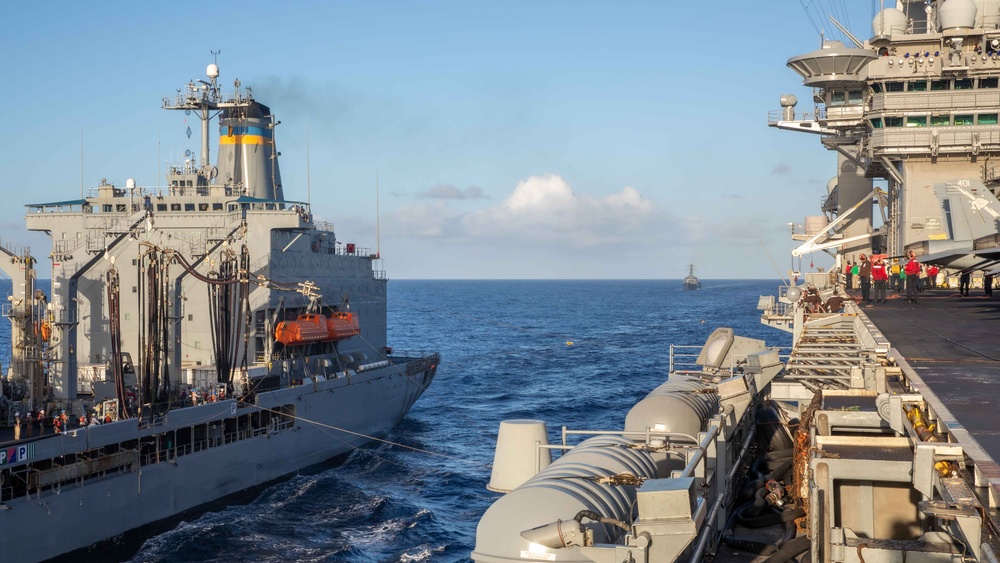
80;131;84;198
306;123;311;205
211;49;221;65
880;0;886;36
376;168;381;258
157;121;161;193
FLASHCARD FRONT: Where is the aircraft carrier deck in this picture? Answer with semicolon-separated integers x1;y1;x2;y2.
865;290;1000;480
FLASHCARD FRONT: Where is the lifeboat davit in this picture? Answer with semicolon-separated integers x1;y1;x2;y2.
274;314;329;346
325;312;361;341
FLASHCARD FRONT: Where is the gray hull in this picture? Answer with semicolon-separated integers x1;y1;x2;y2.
0;362;434;563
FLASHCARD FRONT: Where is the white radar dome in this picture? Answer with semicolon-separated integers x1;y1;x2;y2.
207;63;220;79
786;286;803;303
126;178;136;189
872;8;907;35
780;94;798;107
940;0;977;31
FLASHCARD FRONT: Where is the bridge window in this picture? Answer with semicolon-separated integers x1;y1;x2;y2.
185;203;195;211
171;203;181;211
848;90;863;104
212;203;224;211
103;204;112;212
830;91;845;106
870;117;882;128
885;116;904;127
979;113;998;125
906;116;927;127
930;115;950;126
199;203;209;211
954;114;975;125
955;78;974;90
931;79;950;91
908;81;927;91
886;82;904;92
981;78;999;88
157;204;167;212
871;83;882;93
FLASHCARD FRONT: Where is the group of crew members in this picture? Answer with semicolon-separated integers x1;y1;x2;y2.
7;383;230;441
841;252;996;303
11;409;114;440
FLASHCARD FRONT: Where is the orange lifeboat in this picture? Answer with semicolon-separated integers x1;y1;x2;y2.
274;314;329;345
325;312;361;341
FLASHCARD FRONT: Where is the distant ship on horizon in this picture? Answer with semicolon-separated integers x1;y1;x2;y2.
683;263;701;290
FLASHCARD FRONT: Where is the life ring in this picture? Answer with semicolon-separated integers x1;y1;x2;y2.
40;321;52;343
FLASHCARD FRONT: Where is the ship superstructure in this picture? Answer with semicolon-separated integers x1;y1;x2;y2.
773;0;1000;271
0;64;438;563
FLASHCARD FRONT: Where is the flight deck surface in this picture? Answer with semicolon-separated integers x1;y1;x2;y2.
864;290;1000;459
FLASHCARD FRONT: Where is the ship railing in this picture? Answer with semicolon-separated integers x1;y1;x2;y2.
245;244;385;280
386;350;439;361
668;345;702;372
668;344;791;373
767;108;825;125
758;296;792;318
48;307;79;325
0;236;25;259
160;213;240;257
147;418;294;465
335;244;375;257
84;211;149;253
314;220;335;233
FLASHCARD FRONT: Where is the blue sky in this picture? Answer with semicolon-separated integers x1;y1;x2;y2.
0;1;868;279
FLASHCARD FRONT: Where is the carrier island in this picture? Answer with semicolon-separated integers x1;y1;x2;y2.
0;63;439;562
473;1;1000;562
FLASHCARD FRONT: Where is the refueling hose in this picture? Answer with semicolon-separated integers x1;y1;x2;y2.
758;403;794;451
762;535;811;563
574;510;631;534
738;506;805;529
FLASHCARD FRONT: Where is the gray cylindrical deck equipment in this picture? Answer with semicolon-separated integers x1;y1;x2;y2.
473;435;657;562
624;375;720;440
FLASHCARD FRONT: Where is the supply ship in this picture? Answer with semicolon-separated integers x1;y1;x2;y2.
473;2;1000;561
0;63;438;562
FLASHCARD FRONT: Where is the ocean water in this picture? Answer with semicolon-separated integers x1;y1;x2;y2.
15;279;787;562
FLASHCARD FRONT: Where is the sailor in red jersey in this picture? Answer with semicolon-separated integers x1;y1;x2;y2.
872;255;888;304
904;251;921;303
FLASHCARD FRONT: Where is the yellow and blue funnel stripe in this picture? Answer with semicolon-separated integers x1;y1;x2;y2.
219;125;273;146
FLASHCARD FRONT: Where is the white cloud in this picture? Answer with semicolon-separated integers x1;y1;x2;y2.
416;183;488;200
370;173;815;278
385;174;661;246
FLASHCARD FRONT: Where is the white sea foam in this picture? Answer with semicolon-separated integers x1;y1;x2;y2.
399;544;446;562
